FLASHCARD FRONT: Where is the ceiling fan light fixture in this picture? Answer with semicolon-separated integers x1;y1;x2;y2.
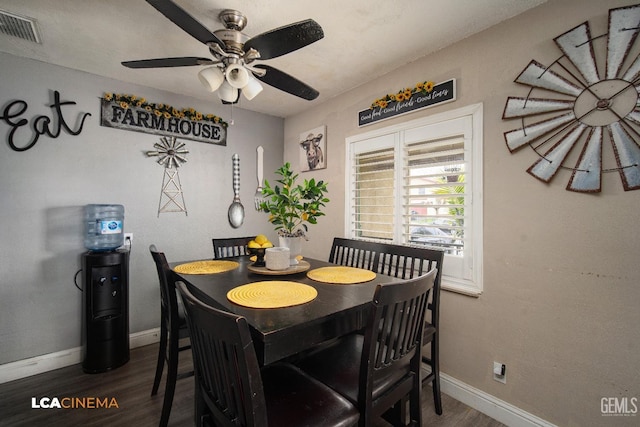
218;80;239;103
225;63;250;89
122;3;323;103
198;66;224;92
242;75;263;100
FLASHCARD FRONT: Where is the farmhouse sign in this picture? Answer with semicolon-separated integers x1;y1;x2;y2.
358;79;456;127
100;94;227;146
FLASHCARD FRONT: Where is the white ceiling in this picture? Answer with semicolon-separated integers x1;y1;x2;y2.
0;0;546;118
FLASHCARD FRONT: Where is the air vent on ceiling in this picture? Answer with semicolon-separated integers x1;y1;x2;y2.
0;9;41;43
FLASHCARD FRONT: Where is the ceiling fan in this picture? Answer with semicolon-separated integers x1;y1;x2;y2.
122;0;324;103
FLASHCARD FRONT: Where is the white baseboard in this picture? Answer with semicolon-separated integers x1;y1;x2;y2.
2;332;554;427
0;328;160;385
130;327;161;348
440;372;556;427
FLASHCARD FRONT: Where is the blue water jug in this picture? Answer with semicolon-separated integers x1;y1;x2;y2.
84;204;124;251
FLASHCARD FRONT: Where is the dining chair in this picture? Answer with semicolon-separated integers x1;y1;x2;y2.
328;237;382;270
211;236;255;259
175;281;360;427
295;268;437;427
375;242;445;415
329;237;445;414
149;245;194;427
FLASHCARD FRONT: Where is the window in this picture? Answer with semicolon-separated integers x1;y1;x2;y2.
346;103;483;295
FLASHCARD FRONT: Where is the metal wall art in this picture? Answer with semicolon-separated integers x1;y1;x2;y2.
146;137;189;216
1;90;91;152
227;153;245;228
502;4;640;192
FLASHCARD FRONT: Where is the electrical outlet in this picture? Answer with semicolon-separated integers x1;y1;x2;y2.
493;362;506;384
120;233;133;250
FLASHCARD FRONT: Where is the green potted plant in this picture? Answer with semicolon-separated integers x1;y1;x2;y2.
259;162;329;262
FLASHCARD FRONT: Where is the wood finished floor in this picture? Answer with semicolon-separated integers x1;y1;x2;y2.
0;343;506;426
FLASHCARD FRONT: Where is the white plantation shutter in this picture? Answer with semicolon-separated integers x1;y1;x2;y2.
351;145;395;240
349;134;396;241
346;104;483;295
402;136;466;254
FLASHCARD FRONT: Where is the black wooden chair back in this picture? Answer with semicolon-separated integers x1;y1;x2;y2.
176;281;360;427
328;237;382;270
212;236;256;259
327;237;445;415
359;269;436;425
373;242;445;415
176;281;266;426
295;269;436;426
375;242;443;280
149;244;193;427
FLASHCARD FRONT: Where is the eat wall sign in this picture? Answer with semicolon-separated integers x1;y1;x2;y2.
0;90;91;152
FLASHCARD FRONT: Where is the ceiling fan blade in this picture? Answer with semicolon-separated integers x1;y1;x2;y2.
146;0;224;46
122;57;214;68
253;64;319;100
244;19;324;60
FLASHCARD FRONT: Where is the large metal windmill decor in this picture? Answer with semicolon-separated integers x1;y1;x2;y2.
146;137;189;216
502;4;640;193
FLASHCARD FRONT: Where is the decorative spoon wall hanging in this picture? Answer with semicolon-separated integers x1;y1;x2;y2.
146;136;189;216
228;153;245;228
502;3;640;193
255;145;265;210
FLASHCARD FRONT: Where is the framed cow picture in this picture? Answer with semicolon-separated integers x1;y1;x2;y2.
299;125;327;172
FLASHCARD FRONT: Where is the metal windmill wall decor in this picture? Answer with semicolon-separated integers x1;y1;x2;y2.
502;3;640;193
146;136;189;216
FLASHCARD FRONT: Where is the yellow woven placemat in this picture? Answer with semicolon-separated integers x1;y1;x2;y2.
307;266;376;284
173;260;239;275
227;281;318;309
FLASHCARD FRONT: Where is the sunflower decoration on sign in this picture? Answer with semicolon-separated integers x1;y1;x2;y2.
370;80;435;109
104;93;228;127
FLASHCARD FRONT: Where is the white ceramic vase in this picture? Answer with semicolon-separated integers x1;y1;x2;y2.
278;235;302;265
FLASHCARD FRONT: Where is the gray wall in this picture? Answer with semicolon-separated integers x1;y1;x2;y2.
0;52;283;364
283;0;640;426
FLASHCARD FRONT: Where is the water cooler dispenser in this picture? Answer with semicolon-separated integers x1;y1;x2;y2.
82;204;130;373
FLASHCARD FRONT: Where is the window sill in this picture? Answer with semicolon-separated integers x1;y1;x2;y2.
442;278;482;297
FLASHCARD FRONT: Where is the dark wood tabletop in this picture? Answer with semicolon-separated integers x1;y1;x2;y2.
170;256;404;366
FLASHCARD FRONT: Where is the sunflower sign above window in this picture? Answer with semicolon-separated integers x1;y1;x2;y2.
502;4;640;193
100;93;227;145
358;79;456;126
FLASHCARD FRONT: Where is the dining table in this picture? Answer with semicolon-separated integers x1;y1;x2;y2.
170;255;405;366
